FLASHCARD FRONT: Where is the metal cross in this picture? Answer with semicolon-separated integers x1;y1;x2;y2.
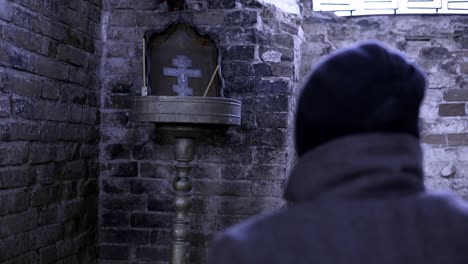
163;55;202;96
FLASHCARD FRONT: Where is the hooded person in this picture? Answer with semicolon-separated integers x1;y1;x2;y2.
207;41;468;264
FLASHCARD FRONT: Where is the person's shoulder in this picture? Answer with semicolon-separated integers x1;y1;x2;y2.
419;191;468;227
207;209;285;264
214;210;279;243
207;217;259;264
420;191;468;212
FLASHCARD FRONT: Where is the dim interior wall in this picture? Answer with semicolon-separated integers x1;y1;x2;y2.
300;13;468;199
0;0;102;263
98;0;301;263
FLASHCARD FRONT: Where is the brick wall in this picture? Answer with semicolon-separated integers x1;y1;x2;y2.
300;14;468;199
99;2;468;263
0;0;101;263
98;1;300;263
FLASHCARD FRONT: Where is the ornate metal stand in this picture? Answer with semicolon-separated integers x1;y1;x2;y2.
130;96;241;264
171;137;194;264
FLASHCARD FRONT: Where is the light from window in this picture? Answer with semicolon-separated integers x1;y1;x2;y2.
313;0;468;16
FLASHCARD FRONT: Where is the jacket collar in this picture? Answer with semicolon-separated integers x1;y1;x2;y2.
284;133;425;203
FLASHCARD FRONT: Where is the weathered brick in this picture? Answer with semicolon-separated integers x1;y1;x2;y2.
224;76;260;94
140;162;174;179
60;200;86;221
0;209;37;238
0;232;29;261
0;122;41;141
105;75;135;93
130;212;172;228
103;144;130;160
222;45;255;61
3;72;43;98
192;164;219;179
100;245;129;260
419;47;451;60
256;79;291;94
109;11;137;26
2;25;44;54
254;94;289;112
421;134;447;146
438;103;466;116
252;146;288;164
148;194;173;212
247;128;288;147
104;95;131;109
136;246;169;262
217;197;284;215
257;112;289;128
193;10;225;25
271;62;294;77
447;133;468;146
57;44;89;67
29;224;63;249
225;10;257;26
59;161;87;180
103;162;138;177
0;191;29;216
443;89;468;101
0;96;10;117
68;65;91;85
460;62;468;74
35;57;69;80
39;246;57;264
248;165;287;180
251;180;284;197
11;7;38;30
107;0;156;9
207;0;236;8
99;228;149;244
252;62;273;76
133;143;174;161
102;178;130;194
130;179;170;195
0;142;29;166
102;211;129;227
270;33;295;48
3;251;38;264
193;180;250;196
0;0;13;22
101;195;146;211
31;185;59;207
102;112;130;127
0;42;35;72
0;167;34;189
29;143;56;164
61;182;78;200
217;28;257;44
107;27;140;42
38;206;58;226
198;145;252;164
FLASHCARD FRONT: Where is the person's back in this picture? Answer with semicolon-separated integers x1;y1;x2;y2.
208;42;468;264
210;192;468;264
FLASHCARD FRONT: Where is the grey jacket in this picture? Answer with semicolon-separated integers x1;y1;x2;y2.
208;134;468;264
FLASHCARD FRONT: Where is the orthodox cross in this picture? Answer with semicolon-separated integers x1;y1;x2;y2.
163;55;202;96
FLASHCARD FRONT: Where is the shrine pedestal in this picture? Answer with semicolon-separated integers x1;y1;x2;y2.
131;95;241;264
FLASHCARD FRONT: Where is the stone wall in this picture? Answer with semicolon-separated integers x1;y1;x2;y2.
98;1;301;263
300;13;468;199
99;2;468;263
0;0;101;263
